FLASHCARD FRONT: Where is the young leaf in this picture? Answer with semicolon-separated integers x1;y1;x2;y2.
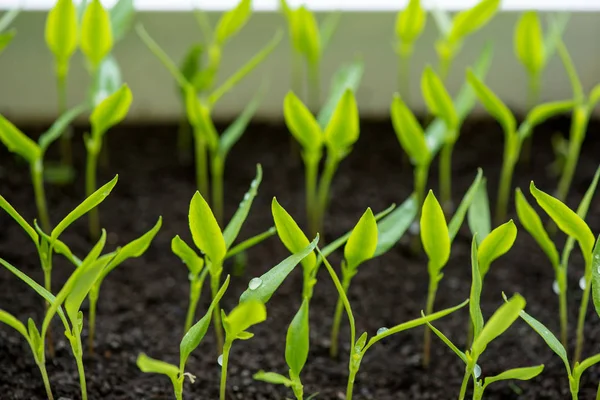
283;91;323;151
0;195;39;244
471;294;525;358
421;191;450;272
0;114;41;164
189;191;226;264
0;258;61;311
424;316;468;364
180;276;230;365
285;299;310;377
253;371;293;386
477;220;517;277
448;168;483;242
51;175;118;242
223;165;262;248
324;89;359;154
514;11;545;77
467;69;516;135
38;103;89;152
374;195;417;257
530;182;594;259
137;353;179;379
223;300;267;339
172;235;204;276
90;83;132;139
81;0;113;68
272;198;316;272
344;208;377;270
470;236;484;339
317;60;364;129
390;94;429;165
421;66;458;129
239;236;319;304
215;0;251;45
109;0;135;43
591;236;600;318
515;189;559;269
0;31;15;55
396;0;427;45
483;365;544;387
448;0;500;44
0;310;28;338
522;100;575;137
45;0;78;70
90;54;122;106
291;6;320;65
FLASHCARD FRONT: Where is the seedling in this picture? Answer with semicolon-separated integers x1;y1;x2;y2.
555;39;600;201
138;277;230;400
0;104;88;232
528;181;597;364
283;88;360;236
0;9;19;55
280;0;340;110
395;0;426;103
467;70;575;224
432;0;500;81
319;247;468;400
85;84;132;239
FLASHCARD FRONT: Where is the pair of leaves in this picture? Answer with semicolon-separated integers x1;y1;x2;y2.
215;0;251;46
45;0;78;72
422;66;458;133
391;94;430;166
514;12;545;77
81;0;113;69
282;1;320;65
395;0;427;47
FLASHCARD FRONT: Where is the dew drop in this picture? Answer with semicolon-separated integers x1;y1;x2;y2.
217;354;223;366
595;254;600;260
409;221;420;235
552;280;560;295
248;277;263;290
376;327;389;335
250;180;258;189
473;364;482;379
579;276;586;290
243;193;250;201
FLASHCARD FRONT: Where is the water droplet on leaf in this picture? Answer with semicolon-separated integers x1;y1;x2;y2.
243;193;250;201
217;354;223;366
473;364;481;379
552;280;560;295
376;327;389;335
248;277;263;290
579;276;586;290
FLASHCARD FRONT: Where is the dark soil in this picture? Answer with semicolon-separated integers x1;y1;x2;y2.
1;117;600;400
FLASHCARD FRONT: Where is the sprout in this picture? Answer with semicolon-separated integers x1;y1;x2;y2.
0;8;19;55
395;0;426;104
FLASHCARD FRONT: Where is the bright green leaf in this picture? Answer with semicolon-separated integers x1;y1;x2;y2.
449;168;483;242
421;190;450;273
344;208;377;269
172;235;204;277
467;69;516;135
291;6;320;65
137;353;179;379
0;195;38;244
0;31;15;55
470;236;484;339
189;191;226;264
80;0;113;68
90;83;132;139
324;89;359;154
223;165;262;248
484;365;544;387
374;195;417;257
424;315;467;364
283;91;323;151
421;65;458;130
253;371;293;386
514;11;545;77
317;60;364;129
521;100;575;140
285;299;310;376
448;0;500;43
0;310;28;339
478;220;517;278
0;114;41;164
215;0;251;45
391;94;429;165
467;177;491;245
396;0;427;45
45;0;78;71
223;300;267;339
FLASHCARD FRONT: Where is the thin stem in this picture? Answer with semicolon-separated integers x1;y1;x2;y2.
398;44;413;105
558;268;569;348
177;114;193;164
520;74;542;164
316;155;339;237
184;278;202;333
458;365;471;400
495;138;518;225
307;61;320;113
193;128;210;199
31;161;51;232
574;271;592;364
88;292;98;354
211;156;224;226
99;136;110;169
86;147;100;240
74;334;88;400
305;157;319;237
423;279;438;368
439;142;454;214
57;72;72;167
411;164;430;253
37;361;54;400
330;270;352;358
557;106;588;202
219;340;232;400
211;272;224;351
346;367;358;400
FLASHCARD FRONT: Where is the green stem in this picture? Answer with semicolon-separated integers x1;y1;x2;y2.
177;114;193;165
193;128;210;199
415;163;429;210
495;138;518;225
219;340;232;400
307;61;320;113
558;268;568;348
184;278;202;333
557;106;588;202
439;142;454;214
423;279;438;368
316;155;339;237
86;147;100;240
211;156;224;226
37;361;54;400
574;271;592;364
73;334;88;400
57;72;72;167
398;46;412;105
88;291;98;354
346;367;358;400
330;270;352;358
305;157;319;237
211;272;224;351
31;161;51;233
458;365;471;400
520;74;541;164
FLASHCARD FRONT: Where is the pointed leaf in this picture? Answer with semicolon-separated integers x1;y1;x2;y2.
324;89;359;154
470;236;484;339
374;195;417;257
344;208;377;270
81;0;113;68
189;191;226;264
591;236;600;319
286;299;310;376
467;69;516;135
468;177;491;244
90;54;122;107
223;165;262;248
317;60;364;129
137;353;179;379
272;198;316;273
0;258;59;308
448;0;500;43
422;65;458;129
449;168;483;242
109;0;134;43
0;114;40;163
484;365;544;387
291;6;320;65
0;310;27;339
514;11;545;76
136;24;187;87
45;0;78;68
223;300;267;339
424;315;467;364
253;371;293;386
39;102;88;152
421;191;450;273
240;236;319;304
396;0;427;45
589;83;600;109
521;100;575;140
172;235;204;276
0;31;15;55
90;84;132;139
284;91;322;151
391;94;429;165
215;0;251;45
478;220;517;277
0;195;38;244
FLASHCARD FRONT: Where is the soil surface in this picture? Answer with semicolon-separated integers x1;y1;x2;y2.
1;117;600;400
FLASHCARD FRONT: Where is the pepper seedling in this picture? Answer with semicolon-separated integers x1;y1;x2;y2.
395;0;426;104
137;277;230;400
467;69;575;224
0;8;19;55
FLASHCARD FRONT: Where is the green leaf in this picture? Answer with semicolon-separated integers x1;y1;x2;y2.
521;100;575;140
514;12;545;77
573;353;600;380
589;83;600;110
223;300;267;339
421;65;458;130
285;299;310;376
239;236;319;304
109;0;134;43
470;236;484;339
80;0;113;68
225;227;276;260
448;0;500;43
215;0;251;45
90;54;122;107
186;89;219;151
374;195;417;257
272;197;316;273
0;195;38;244
530;182;594;261
172;235;204;277
0;258;60;310
0;114;41;164
223;165;262;248
283;91;323;152
0;31;15;55
253;371;293;386
421;191;450;274
38;102;88;152
317;60;364;129
391;94;429;165
466;68;516;135
591;236;600;318
484;365;544;387
0;310;28;339
471;294;525;358
477;220;517;278
449;168;483;242
344;208;377;270
180;276;230;366
51;175;118;242
324;89;359;154
45;0;78;70
543;13;569;62
291;6;320;65
189;191;226;264
424;315;467;364
137;353;179;379
515;189;559;269
396;0;427;45
179;43;203;92
90;84;132;139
